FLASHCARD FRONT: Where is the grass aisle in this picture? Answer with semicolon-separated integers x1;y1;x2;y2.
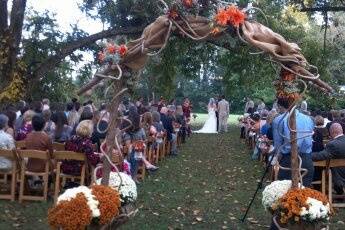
121;117;271;230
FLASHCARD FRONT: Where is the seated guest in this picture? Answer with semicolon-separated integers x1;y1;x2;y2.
62;120;100;175
175;105;187;143
312;123;345;195
0;114;15;171
160;107;177;155
273;98;314;187
261;110;278;140
4;110;16;137
327;110;345;134
15;103;29;135
123;106;158;180
42;109;55;139
25;115;53;172
67;107;80;128
52;111;72;143
16;110;35;141
91;111;108;149
152;111;165;145
312;115;325;152
30;101;43;115
141;112;156;139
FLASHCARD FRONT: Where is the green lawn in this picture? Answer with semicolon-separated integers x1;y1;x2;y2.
1;114;344;229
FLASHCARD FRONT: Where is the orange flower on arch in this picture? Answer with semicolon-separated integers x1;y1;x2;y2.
119;44;128;57
107;44;117;54
183;0;193;8
215;8;229;26
226;5;246;28
168;9;179;19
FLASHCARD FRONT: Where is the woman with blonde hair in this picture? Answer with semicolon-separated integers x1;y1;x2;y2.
16;110;35;140
62;120;100;175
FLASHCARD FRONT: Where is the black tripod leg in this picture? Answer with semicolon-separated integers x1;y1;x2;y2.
240;154;275;222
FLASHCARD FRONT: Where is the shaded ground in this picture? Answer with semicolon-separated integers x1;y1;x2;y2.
1;114;344;229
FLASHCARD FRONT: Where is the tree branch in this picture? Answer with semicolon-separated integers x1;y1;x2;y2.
300;6;345;12
0;0;8;33
30;25;146;81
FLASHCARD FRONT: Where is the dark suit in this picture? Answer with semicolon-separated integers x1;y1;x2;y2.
160;113;174;141
312;135;345;194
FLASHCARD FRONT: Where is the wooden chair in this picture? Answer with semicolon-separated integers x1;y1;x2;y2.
16;141;26;149
326;159;345;207
0;149;18;201
18;150;50;203
312;160;327;195
53;151;87;204
52;142;65;151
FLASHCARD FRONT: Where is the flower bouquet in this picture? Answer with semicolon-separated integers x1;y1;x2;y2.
96;172;137;205
48;185;121;230
262;181;332;230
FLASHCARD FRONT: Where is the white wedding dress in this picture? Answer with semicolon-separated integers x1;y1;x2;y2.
194;107;217;134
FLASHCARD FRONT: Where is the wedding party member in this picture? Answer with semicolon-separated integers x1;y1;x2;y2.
272;98;315;187
42;98;50;111
257;98;266;114
0;114;15;171
25;115;53;172
313;123;345;195
218;95;230;133
182;97;192;136
194;98;217;134
244;97;254;114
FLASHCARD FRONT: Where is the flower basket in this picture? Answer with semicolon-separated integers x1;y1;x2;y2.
273;215;329;230
88;203;138;230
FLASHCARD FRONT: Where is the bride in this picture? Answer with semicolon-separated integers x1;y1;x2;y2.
194;98;217;134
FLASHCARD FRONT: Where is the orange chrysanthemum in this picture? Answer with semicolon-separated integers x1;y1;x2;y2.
278;188;331;224
226;5;246;28
107;44;117;54
119;44;128;57
183;0;193;8
168;9;179;19
91;185;121;225
215;8;229;26
48;193;92;230
211;27;221;35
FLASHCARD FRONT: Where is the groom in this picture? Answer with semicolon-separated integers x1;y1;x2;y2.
218;95;230;133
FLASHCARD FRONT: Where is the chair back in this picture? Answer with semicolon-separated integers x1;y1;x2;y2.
328;159;345;168
53;142;65;151
53;151;86;161
17;150;50;160
16;141;26;149
0;149;16;159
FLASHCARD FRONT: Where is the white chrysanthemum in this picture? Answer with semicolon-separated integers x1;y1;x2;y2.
57;186;100;218
300;197;331;221
96;172;137;203
262;180;293;210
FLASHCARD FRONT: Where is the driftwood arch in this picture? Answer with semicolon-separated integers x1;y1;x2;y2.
78;1;333;185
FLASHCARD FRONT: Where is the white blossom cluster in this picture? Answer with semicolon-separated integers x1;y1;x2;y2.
300;198;331;221
97;172;137;204
57;186;100;218
262;180;293;210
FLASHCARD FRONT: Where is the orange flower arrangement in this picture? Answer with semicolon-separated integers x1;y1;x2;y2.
91;185;121;225
278;188;331;224
211;27;221;35
215;5;246;28
183;0;193;8
48;193;92;230
168;9;179;19
119;44;128;57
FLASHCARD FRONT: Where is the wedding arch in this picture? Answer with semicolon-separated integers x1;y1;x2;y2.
77;0;333;187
